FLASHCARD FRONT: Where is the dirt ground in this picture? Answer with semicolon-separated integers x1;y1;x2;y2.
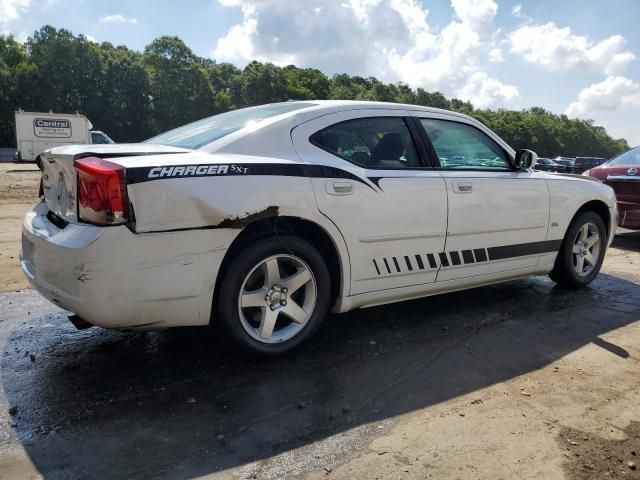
0;163;40;292
0;161;639;479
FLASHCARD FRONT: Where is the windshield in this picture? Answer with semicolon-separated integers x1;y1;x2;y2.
608;146;640;166
145;102;316;149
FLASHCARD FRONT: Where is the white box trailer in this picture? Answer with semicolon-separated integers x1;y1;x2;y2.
14;110;113;163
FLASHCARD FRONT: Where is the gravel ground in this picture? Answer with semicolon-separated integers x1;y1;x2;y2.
0;162;39;293
0;161;638;479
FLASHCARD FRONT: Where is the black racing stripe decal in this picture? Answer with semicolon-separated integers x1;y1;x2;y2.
372;259;381;275
404;256;413;271
373;240;561;276
487;240;562;261
462;250;474;264
383;258;392;274
392;257;401;273
126;163;377;191
368;177;383;189
474;249;488;262
125;163;295;184
306;165;375;190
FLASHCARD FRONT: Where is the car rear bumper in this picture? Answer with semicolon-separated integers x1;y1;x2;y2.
618;201;640;229
21;201;236;329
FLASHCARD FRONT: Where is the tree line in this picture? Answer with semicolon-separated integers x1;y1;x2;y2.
0;26;630;158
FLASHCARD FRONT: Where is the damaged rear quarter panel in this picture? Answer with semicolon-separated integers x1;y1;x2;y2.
127;157;319;233
121;153;352;304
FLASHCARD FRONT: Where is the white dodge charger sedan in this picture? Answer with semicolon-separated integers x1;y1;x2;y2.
22;101;618;354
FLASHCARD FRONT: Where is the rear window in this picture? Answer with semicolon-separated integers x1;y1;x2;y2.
145;102;316;149
608;147;640;166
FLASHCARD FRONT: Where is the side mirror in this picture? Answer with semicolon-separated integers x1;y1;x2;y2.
514;149;538;170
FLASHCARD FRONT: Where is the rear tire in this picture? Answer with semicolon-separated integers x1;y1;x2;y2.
549;211;607;288
216;235;331;355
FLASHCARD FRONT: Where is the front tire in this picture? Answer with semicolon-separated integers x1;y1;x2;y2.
549;211;607;288
216;235;331;355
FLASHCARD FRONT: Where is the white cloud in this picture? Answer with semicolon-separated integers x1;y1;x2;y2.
0;0;32;32
451;0;497;36
566;76;640;145
99;14;138;25
213;0;518;108
509;22;635;75
488;47;503;63
566;76;640;117
511;4;531;22
458;71;519;108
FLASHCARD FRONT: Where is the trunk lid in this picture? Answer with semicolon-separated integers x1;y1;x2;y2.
40;144;189;223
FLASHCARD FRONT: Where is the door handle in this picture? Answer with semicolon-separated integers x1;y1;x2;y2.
453;181;473;193
327;181;353;195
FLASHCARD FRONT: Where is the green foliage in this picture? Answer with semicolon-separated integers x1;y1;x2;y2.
144;36;214;133
27;26;104;114
283;65;330;100
473;108;629;158
0;25;630;158
240;61;288;106
100;44;151;142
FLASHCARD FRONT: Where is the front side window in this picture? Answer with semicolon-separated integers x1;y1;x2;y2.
609;147;640;166
91;132;108;144
420;119;511;170
310;117;420;169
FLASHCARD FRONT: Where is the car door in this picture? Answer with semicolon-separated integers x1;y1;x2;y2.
91;132;109;144
291;109;447;295
410;112;551;282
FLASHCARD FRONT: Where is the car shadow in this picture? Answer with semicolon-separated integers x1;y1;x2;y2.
611;229;640;253
2;272;640;479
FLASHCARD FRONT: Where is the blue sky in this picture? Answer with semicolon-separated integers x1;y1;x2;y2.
2;0;639;145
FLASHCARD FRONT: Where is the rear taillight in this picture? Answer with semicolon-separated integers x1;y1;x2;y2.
75;157;129;225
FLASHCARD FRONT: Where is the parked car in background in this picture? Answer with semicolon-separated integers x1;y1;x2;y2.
585;146;640;229
572;157;608;174
22;101;618;355
535;158;561;172
554;157;575;173
14;110;114;168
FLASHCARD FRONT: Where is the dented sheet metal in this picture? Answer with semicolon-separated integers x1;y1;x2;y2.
127;167;317;233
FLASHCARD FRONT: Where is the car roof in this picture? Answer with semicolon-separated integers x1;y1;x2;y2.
272;100;477;125
196;100;515;159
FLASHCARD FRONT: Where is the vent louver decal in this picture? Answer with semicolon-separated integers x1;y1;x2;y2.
371;240;561;276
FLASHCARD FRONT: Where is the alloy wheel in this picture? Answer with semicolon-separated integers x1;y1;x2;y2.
238;254;317;343
572;222;601;277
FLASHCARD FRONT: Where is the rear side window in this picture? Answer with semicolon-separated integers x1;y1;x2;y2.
420;118;511;170
310;117;420;169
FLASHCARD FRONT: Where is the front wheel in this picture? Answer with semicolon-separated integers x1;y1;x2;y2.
549;211;607;288
216;235;331;355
